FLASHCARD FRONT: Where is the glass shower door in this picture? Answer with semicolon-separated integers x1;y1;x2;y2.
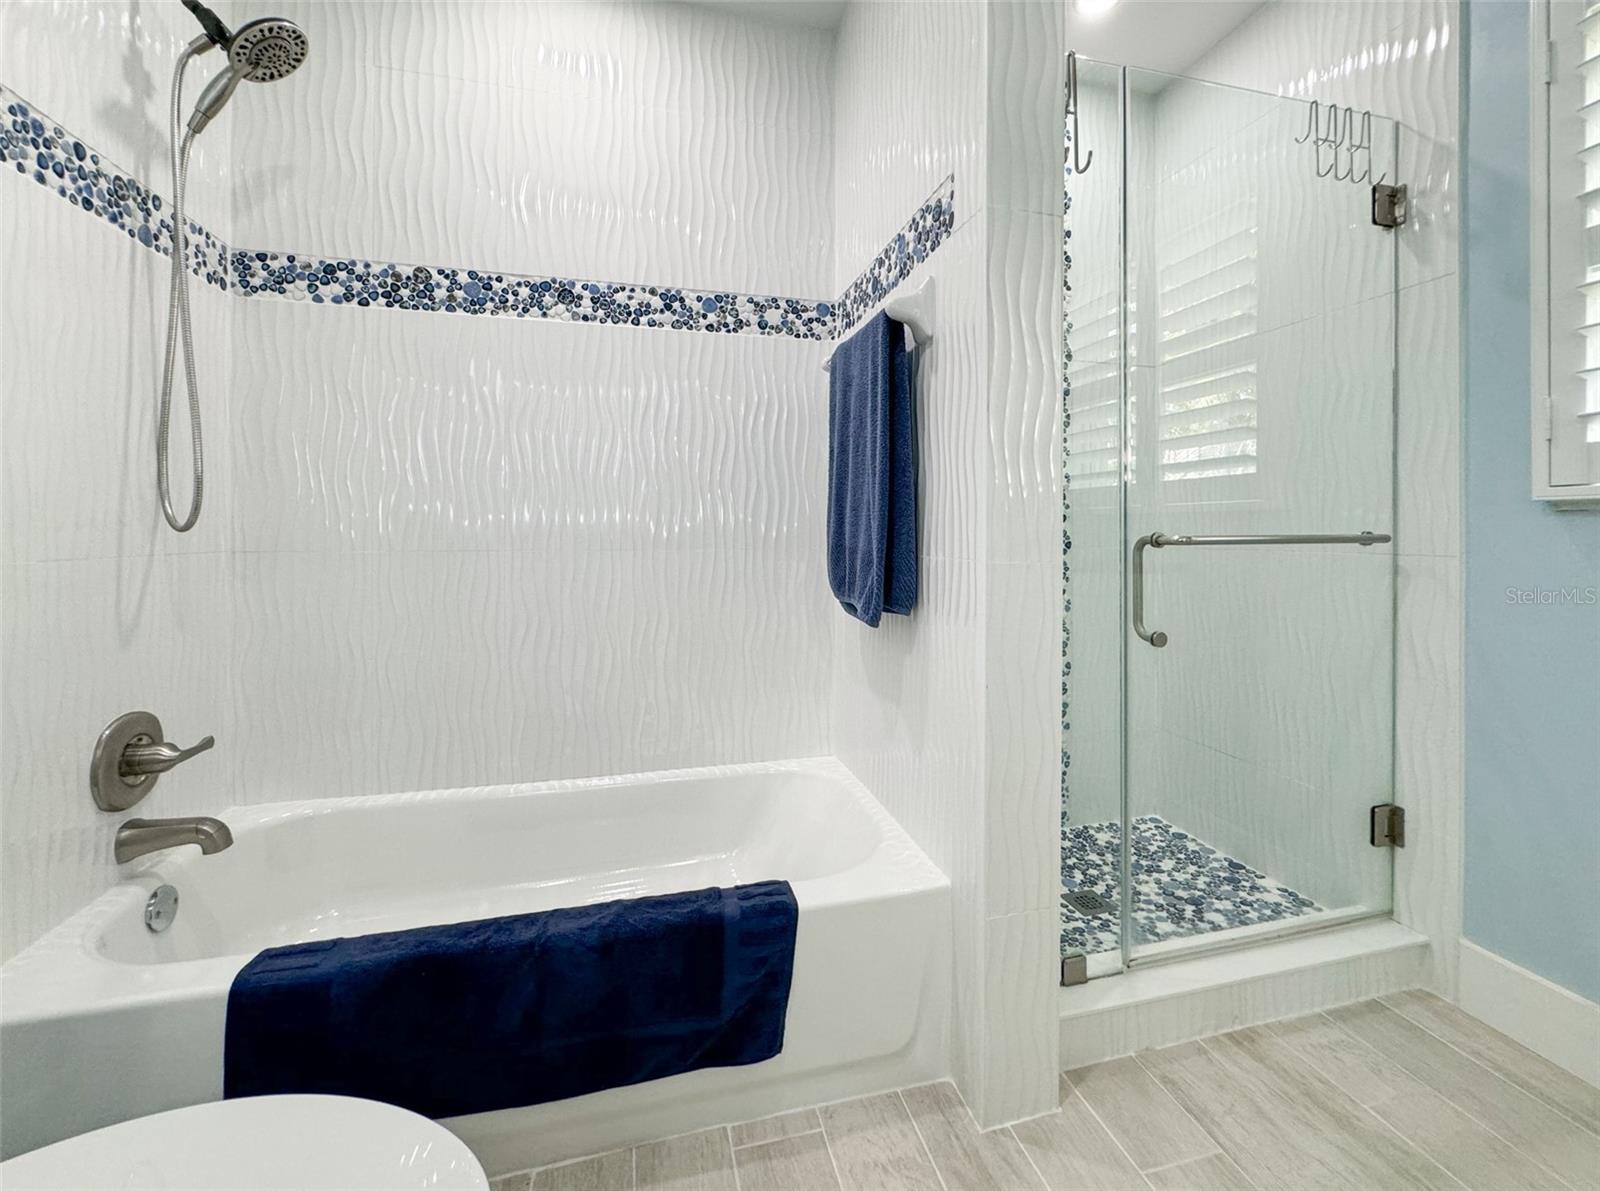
1119;67;1398;963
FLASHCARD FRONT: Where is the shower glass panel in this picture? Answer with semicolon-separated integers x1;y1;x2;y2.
1063;61;1398;973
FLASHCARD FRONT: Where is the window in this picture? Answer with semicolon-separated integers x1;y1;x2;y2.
1532;0;1600;502
1155;188;1259;484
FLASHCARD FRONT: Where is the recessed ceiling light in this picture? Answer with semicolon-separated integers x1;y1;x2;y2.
1075;0;1120;20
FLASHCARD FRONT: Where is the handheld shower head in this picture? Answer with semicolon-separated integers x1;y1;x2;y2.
186;17;309;135
227;17;310;81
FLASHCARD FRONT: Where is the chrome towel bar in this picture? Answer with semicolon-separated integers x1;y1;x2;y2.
1132;530;1392;648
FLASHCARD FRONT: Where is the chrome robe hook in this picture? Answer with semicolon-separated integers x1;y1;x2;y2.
1295;98;1319;145
1066;51;1093;175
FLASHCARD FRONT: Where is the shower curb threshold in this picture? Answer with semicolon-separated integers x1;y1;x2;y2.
1058;920;1429;1068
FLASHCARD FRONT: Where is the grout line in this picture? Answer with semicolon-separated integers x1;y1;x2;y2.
1065;1083;1161;1190
897;1089;952;1191
816;1113;847;1191
1376;993;1600;1139
726;1127;744;1191
943;1078;985;1137
1319;1008;1585;1190
1007;1123;1060;1191
938;1075;1052;1189
730;1126;826;1151
1139;1155;1201;1175
631;1144;638;1191
1126;1051;1226;1169
1358;1102;1473;1191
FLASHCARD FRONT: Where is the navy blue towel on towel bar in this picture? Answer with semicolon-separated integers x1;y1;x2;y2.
223;881;798;1118
827;310;918;626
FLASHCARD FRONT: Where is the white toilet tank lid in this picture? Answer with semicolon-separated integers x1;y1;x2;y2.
0;1094;490;1191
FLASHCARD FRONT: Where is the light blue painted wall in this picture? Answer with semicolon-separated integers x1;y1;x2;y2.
1462;0;1600;1003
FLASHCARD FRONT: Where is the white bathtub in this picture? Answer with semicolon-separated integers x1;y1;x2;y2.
0;758;950;1171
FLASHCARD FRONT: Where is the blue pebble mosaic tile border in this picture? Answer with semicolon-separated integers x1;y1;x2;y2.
227;251;833;338
1060;816;1323;956
4;84;956;347
835;174;957;336
2;88;230;289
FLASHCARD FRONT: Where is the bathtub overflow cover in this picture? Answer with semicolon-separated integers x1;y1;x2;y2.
145;884;179;933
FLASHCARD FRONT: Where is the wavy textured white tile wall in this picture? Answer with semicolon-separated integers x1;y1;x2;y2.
0;0;236;221
227;0;832;298
1;178;237;958
224;0;834;796
979;1;1064;1125
230;305;829;801
830;1;985;293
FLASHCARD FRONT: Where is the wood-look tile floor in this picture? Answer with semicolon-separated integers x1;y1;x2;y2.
490;992;1600;1191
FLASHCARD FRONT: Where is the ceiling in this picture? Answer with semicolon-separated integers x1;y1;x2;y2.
677;0;1272;68
1067;0;1271;78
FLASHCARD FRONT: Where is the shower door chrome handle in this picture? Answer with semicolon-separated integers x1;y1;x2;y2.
1133;530;1392;648
1131;535;1169;648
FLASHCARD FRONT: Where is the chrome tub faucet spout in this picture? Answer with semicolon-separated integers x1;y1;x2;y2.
115;817;233;864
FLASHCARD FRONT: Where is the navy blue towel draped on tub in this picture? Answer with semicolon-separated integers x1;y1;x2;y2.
224;881;799;1119
827;310;918;627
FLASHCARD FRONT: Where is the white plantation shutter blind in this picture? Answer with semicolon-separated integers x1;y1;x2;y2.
1540;0;1600;496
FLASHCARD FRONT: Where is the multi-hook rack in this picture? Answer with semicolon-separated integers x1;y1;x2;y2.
1294;99;1385;185
1295;99;1407;229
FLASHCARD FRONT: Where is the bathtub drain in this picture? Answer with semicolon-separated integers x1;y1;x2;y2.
145;884;179;933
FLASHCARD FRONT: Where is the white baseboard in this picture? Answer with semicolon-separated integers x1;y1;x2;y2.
1059;921;1430;1068
1458;940;1600;1088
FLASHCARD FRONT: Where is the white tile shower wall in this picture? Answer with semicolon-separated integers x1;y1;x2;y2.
0;0;236;230
224;0;835;798
0;147;237;958
230;304;830;800
1176;0;1463;996
226;0;833;297
0;0;244;957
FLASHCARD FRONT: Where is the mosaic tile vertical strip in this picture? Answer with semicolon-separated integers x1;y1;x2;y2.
833;174;957;335
1060;98;1075;835
1;84;832;340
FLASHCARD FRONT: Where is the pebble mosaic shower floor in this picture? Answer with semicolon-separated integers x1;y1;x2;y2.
1060;816;1323;955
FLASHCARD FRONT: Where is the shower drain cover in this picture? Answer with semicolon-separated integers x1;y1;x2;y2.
1063;889;1113;917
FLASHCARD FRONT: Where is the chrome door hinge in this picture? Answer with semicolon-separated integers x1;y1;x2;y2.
1060;952;1089;987
1370;803;1406;848
1372;183;1408;229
